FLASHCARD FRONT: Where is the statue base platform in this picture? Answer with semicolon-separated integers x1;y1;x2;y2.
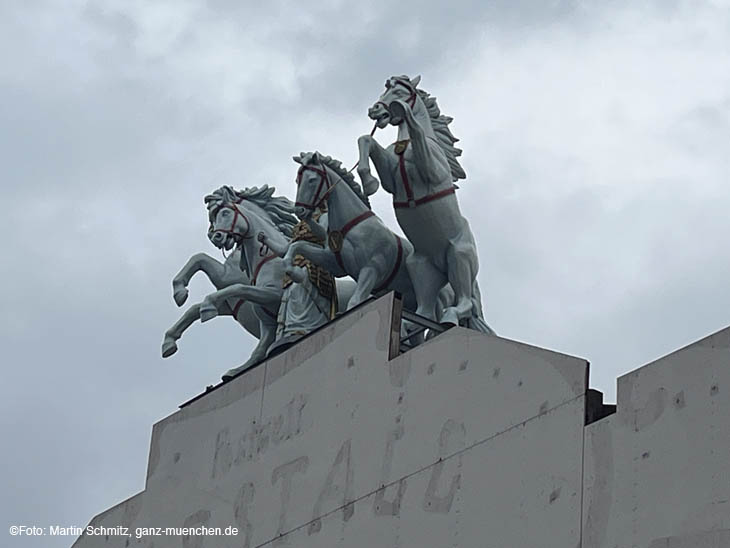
74;293;730;548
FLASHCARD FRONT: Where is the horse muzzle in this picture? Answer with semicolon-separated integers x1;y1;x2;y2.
368;103;390;128
209;231;235;250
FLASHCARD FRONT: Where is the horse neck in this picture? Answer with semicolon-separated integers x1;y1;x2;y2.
237;206;286;271
397;98;436;141
324;172;369;231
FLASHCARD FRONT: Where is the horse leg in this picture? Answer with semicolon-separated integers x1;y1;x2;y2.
347;266;379;309
222;318;277;381
172;253;228;306
442;237;479;327
468;279;496;335
200;284;280;322
304;217;328;242
284;241;345;277
227;297;261;339
259;231;289;258
405;251;446;322
357;134;397;196
335;278;357;314
162;302;233;358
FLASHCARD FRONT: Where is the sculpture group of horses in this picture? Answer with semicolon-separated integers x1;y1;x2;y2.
163;75;494;380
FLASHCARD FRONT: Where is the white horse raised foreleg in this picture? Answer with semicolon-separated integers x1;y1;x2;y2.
388;99;451;186
162;301;233;358
283;240;346;278
199;284;280;323
172;252;239;306
357;134;398;196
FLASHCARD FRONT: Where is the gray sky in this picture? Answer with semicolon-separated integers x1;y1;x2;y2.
2;1;729;545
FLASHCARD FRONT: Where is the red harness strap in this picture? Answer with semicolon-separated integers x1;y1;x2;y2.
393;185;457;209
240;253;278;320
251;253;278;286
396;150;416;207
392;141;457;209
232;298;277;320
231;299;246;318
340;211;375;238
331;210;375;271
329;210;402;293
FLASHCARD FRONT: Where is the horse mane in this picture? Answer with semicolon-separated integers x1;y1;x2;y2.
390;75;466;182
204;184;299;237
416;88;466;182
295;152;371;209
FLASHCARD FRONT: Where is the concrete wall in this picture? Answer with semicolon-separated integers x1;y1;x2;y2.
74;294;730;548
582;327;730;548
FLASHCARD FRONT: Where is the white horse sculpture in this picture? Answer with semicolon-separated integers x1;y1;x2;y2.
161;249;260;359
202;185;298;379
287;152;417;311
357;75;494;333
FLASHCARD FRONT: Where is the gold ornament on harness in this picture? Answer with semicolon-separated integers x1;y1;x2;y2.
393;139;410;155
282;218;337;314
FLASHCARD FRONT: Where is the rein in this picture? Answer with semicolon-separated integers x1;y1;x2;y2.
347;79;416;173
347;123;379;173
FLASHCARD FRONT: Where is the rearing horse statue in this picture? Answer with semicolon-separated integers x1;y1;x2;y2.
288;151;417;311
357;75;494;334
204;185;297;379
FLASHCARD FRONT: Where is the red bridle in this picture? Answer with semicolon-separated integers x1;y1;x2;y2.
375;78;417;113
208;200;253;243
294;164;339;211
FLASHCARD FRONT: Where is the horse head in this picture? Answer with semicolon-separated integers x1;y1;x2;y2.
293;152;370;223
369;74;421;128
205;185;297;252
292;151;329;220
204;186;253;251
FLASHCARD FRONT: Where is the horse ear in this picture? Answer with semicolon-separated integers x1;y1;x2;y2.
410;74;421;87
311;151;320;162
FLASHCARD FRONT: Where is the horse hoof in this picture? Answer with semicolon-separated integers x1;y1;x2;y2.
439;309;459;329
200;303;218;322
362;175;380;196
173;287;189;307
161;338;178;358
222;365;244;382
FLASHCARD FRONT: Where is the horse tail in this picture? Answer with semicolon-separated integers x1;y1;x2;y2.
468;280;496;335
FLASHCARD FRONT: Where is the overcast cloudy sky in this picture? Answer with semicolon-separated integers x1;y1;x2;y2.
2;0;729;545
